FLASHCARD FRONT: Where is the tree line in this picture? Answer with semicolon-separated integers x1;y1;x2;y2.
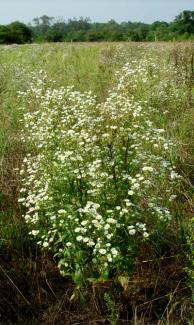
0;10;193;44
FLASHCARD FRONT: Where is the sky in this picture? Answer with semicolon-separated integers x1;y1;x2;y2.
0;0;193;25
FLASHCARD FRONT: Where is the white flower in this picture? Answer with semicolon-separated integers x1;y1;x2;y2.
128;190;134;196
76;236;83;242
142;166;154;172
143;232;149;238
83;237;89;243
129;229;136;235
169;194;177;201
81;220;88;226
170;171;180;180
87;240;95;247
136;223;145;229
111;248;118;256
99;249;106;255
107;254;113;262
18;198;25;203
96;214;102;220
58;209;66;214
107;218;116;224
30;230;39;236
131;183;140;190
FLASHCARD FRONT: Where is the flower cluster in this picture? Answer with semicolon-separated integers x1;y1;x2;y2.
18;57;181;282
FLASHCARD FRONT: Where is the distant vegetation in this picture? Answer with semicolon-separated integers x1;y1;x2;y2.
0;10;193;44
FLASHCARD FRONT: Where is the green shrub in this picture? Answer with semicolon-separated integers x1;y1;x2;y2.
18;56;182;287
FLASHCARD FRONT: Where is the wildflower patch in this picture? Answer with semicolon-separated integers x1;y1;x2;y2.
18;59;181;285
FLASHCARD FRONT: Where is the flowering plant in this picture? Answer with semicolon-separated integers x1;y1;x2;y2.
18;59;181;285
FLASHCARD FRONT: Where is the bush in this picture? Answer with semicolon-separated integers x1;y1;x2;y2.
0;21;32;44
18;57;182;287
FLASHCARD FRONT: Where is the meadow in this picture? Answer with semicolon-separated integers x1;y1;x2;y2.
0;42;193;324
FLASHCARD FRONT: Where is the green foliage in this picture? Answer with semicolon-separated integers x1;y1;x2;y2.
104;293;119;325
172;10;194;35
30;11;194;42
0;11;193;44
17;48;185;287
0;21;32;44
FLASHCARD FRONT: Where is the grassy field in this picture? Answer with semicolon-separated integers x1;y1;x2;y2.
0;42;193;325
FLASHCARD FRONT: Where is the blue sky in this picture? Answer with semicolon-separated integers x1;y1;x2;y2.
0;0;193;24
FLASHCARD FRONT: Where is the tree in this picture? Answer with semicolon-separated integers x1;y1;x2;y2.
0;22;32;44
31;15;54;41
0;26;10;44
171;10;194;35
148;21;170;41
1;11;193;44
47;22;66;42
